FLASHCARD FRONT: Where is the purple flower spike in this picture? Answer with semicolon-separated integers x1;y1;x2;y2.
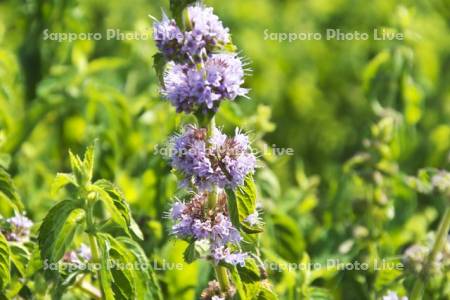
163;53;248;114
168;192;248;266
170;125;256;190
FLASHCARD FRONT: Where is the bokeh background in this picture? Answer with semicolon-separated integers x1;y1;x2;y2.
0;0;449;299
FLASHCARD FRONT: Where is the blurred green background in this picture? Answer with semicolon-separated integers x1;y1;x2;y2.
0;0;449;299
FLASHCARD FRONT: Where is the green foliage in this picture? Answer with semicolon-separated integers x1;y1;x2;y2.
0;233;10;291
0;0;449;299
97;233;162;300
38;200;84;263
227;175;263;234
0;168;23;213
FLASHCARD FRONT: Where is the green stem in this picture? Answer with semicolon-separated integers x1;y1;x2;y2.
204;115;232;296
86;201;104;299
214;265;231;293
207;116;216;137
410;206;450;300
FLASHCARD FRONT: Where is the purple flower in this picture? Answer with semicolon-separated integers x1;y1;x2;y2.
168;192;247;266
153;5;231;62
153;13;184;60
78;244;92;261
192;219;212;239
170;125;256;190
224;251;247;267
63;250;80;264
211;213;241;246
244;211;260;226
163;53;248;114
2;213;33;242
170;201;187;219
182;5;230;58
212;246;247;267
62;244;91;264
172;214;194;237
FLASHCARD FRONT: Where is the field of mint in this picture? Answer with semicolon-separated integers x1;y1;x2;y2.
0;0;449;299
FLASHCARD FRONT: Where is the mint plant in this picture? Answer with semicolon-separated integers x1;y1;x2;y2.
37;146;162;299
153;1;277;299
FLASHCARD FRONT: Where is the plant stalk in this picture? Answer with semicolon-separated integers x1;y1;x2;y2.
86;201;104;299
410;206;450;300
214;265;231;293
204;115;232;296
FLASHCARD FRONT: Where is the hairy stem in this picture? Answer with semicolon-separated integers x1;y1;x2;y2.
410;206;450;300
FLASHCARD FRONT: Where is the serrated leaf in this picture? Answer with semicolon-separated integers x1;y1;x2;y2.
229;263;262;300
97;233;162;300
0;167;24;211
51;173;77;196
97;236;115;299
227;175;263;234
0;233;10;291
237;258;261;283
38;200;84;263
117;236;162;300
9;243;30;277
91;180;138;238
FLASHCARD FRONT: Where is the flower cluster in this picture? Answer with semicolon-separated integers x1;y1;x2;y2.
153;4;248;113
63;244;92;264
170;125;256;190
163;53;248;113
169;192;247;266
0;213;33;242
153;5;230;61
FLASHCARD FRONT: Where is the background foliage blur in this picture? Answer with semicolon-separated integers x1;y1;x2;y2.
0;0;449;299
